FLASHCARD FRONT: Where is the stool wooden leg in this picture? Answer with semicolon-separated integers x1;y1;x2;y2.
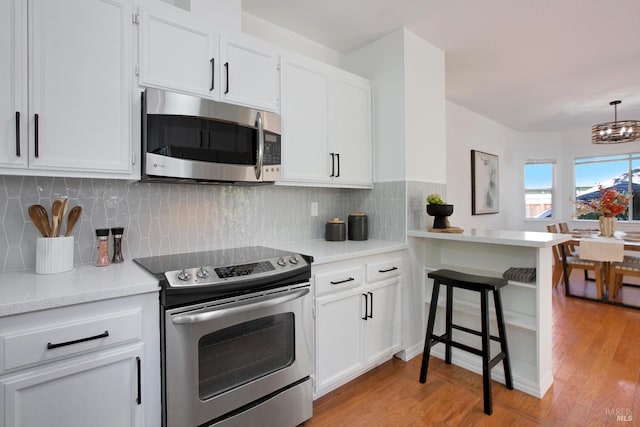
445;284;453;364
480;289;492;415
493;290;513;390
419;279;441;383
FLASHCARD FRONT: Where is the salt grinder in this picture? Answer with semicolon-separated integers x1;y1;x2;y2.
96;228;110;267
111;227;125;263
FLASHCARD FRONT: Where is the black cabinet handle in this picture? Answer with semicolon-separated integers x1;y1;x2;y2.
46;330;109;350
368;292;373;318
329;153;335;177
330;277;354;285
378;267;398;273
335;153;340;177
136;356;142;405
34;113;39;158
224;62;229;94
15;111;21;157
209;58;215;91
362;293;368;320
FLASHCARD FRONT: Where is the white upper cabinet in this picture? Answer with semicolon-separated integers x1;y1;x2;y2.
139;8;219;99
0;0;27;169
280;54;372;188
220;34;280;112
331;74;372;186
138;8;280;113
280;58;331;182
0;0;134;178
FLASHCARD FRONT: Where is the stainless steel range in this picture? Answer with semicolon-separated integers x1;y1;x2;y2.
134;246;313;427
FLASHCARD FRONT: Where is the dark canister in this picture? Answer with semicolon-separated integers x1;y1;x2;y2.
325;218;346;241
348;211;368;240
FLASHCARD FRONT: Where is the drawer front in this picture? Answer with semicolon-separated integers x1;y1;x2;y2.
366;258;402;283
315;266;363;295
1;309;141;373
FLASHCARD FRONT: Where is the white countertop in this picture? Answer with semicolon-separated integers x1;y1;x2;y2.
0;262;160;317
408;228;571;248
0;239;407;317
275;239;408;265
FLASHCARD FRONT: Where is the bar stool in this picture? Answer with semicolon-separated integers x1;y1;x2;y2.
419;269;513;415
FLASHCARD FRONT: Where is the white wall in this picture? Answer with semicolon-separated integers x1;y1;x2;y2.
241;13;341;66
403;30;446;184
139;0;241;32
446;101;524;230
342;30;406;182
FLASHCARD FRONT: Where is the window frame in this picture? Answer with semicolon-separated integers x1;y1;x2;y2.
524;159;555;221
573;153;640;222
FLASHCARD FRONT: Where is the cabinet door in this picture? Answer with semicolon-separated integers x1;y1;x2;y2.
0;344;143;427
139;7;219;99
331;74;372;186
364;278;402;367
220;35;280;112
280;57;331;184
28;0;132;175
0;0;27;169
315;290;364;394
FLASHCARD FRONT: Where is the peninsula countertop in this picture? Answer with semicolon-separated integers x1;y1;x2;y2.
408;228;571;248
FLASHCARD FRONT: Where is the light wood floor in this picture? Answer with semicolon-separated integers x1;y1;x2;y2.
305;276;640;426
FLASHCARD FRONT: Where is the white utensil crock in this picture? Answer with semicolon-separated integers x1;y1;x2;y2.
36;236;74;274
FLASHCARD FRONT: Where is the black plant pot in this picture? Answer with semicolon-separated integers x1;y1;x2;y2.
426;204;454;229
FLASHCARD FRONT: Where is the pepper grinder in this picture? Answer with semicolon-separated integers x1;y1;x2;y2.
111;227;125;263
96;228;110;267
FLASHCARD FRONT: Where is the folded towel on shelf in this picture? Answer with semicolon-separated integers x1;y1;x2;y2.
503;267;536;283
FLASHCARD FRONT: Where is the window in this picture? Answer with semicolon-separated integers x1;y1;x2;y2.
525;161;554;219
574;153;640;220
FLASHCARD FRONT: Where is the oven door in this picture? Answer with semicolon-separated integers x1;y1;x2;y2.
163;285;313;427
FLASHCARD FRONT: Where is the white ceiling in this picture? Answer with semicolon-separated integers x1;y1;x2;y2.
242;0;640;133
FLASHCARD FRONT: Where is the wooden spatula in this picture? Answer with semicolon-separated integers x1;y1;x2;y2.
65;206;82;237
28;204;51;237
51;199;63;237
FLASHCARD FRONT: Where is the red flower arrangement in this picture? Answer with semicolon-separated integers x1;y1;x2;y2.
573;185;629;218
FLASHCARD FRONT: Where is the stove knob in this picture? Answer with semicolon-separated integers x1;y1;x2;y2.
277;257;286;267
177;270;192;281
196;268;209;279
289;256;299;265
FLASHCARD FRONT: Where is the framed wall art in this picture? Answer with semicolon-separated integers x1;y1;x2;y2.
471;150;499;215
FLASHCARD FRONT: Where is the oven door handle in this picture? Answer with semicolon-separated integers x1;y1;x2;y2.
171;288;309;324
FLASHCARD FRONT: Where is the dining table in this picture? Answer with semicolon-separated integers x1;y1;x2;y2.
559;230;640;305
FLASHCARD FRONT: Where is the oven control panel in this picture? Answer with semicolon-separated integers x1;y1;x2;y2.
165;254;308;288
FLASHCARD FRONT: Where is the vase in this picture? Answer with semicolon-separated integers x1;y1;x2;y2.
599;216;616;237
426;204;454;229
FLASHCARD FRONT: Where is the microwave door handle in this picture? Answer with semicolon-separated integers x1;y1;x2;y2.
255;112;264;180
171;288;309;324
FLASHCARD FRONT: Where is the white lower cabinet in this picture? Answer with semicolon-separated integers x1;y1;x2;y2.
0;293;159;427
314;252;403;397
0;344;142;427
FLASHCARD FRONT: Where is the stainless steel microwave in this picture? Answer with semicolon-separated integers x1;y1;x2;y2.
141;88;281;183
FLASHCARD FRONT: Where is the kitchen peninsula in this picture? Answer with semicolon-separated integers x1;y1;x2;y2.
406;229;571;398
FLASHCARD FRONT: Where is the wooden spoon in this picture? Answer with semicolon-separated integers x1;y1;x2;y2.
65;206;82;237
60;198;69;233
28;205;51;237
51;199;63;237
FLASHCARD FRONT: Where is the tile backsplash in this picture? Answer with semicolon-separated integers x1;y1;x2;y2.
0;176;406;272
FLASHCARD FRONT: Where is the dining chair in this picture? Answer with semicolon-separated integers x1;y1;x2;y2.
557;222;577;255
547;224;604;296
609;261;640;298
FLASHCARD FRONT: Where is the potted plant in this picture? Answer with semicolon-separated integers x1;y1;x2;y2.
573;185;629;237
426;194;454;229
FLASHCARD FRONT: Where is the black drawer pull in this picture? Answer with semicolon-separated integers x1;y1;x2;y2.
378;267;398;273
15;111;21;157
47;330;109;350
330;277;354;285
136;356;142;405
